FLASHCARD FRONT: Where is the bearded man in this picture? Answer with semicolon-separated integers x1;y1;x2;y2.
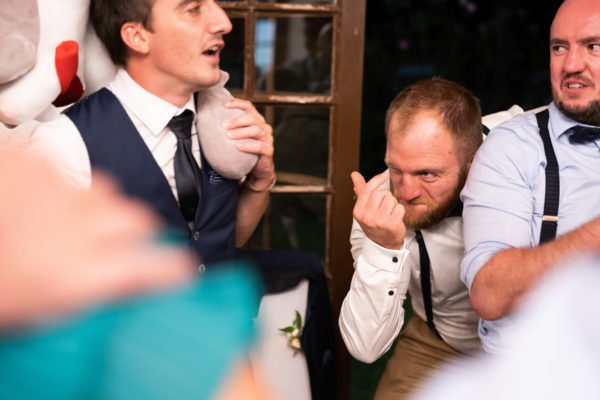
460;0;600;355
339;77;483;400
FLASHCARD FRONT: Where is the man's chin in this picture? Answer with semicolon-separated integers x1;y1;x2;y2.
194;72;222;91
403;197;460;230
402;207;427;229
404;211;439;230
554;92;600;125
559;98;592;113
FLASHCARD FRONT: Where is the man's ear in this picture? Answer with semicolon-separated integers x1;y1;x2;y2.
120;22;150;55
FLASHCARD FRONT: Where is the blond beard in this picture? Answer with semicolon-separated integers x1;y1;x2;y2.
391;168;467;230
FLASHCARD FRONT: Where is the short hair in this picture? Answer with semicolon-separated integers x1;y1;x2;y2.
90;0;155;67
385;77;482;163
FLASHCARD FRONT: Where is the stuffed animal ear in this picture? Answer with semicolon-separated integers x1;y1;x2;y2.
0;0;40;84
0;0;90;127
196;72;258;180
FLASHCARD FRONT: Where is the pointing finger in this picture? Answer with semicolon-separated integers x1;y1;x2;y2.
351;171;366;197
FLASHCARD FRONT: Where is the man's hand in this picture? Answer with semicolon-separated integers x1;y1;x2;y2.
223;98;275;191
352;171;406;250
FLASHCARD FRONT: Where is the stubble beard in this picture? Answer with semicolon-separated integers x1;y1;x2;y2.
553;82;600;126
394;168;467;230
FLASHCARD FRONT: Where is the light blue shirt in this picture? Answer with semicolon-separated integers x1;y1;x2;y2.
460;102;600;353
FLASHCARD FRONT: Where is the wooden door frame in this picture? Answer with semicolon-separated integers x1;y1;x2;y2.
218;1;366;398
329;1;365;398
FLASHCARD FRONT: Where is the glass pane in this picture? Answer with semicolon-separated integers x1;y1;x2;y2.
249;195;327;259
255;16;332;95
221;18;245;90
273;106;329;184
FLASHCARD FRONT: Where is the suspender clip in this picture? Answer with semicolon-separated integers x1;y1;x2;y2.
542;215;558;222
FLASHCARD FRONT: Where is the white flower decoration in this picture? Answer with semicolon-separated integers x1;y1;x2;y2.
279;310;304;355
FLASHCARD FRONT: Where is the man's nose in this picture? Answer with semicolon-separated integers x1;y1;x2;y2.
564;46;586;73
398;177;420;202
208;1;233;35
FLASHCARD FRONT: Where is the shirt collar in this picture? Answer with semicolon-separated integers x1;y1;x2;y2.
109;69;196;136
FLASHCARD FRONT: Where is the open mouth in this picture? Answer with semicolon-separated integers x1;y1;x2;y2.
562;74;593;90
203;45;221;56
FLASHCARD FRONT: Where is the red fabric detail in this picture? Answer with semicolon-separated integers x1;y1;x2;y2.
52;76;83;107
54;40;79;94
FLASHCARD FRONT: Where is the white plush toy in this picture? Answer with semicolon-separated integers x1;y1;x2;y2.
196;72;258;179
81;22;116;96
0;0;40;85
0;0;91;127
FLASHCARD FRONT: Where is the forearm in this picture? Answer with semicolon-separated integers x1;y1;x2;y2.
222;97;274;248
471;216;600;320
235;179;272;246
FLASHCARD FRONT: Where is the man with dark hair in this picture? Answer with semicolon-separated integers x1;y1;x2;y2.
461;0;600;354
339;77;483;399
29;4;337;398
31;0;275;265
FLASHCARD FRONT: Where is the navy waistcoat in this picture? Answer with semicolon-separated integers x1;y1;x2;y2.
64;88;238;265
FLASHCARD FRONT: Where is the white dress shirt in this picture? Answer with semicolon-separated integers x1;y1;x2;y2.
339;173;481;363
30;68;199;202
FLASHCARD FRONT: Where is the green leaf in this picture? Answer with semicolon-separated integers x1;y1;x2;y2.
279;326;295;333
295;310;302;329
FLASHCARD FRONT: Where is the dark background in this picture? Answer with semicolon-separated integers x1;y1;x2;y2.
359;0;564;178
352;1;563;398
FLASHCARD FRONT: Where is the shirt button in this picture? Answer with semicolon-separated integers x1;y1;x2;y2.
388;290;395;296
198;263;206;273
193;231;200;241
392;256;398;263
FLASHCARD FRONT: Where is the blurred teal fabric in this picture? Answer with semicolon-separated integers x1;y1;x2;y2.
0;264;261;400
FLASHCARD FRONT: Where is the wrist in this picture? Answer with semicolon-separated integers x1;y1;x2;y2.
245;174;276;192
362;236;408;273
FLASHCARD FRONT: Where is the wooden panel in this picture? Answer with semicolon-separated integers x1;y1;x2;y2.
328;0;366;398
219;0;366;397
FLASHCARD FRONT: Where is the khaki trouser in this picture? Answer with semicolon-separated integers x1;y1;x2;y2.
373;315;460;400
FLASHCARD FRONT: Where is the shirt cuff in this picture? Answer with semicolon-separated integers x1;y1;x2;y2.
361;236;409;274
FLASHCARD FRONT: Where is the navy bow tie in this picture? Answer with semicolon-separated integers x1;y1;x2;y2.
567;125;600;144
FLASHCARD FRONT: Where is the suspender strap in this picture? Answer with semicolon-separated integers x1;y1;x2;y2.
482;124;490;136
414;230;441;338
535;109;560;244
